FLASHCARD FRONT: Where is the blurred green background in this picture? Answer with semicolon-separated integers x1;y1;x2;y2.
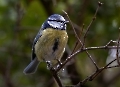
0;0;120;87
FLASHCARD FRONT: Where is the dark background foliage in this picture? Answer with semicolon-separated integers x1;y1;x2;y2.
0;0;120;87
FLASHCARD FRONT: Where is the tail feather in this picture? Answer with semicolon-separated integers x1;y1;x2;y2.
23;58;40;75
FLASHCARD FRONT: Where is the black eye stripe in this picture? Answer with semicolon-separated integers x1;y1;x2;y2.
48;20;64;23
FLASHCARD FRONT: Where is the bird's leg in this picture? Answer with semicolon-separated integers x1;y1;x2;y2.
55;59;62;69
57;59;62;65
43;59;53;70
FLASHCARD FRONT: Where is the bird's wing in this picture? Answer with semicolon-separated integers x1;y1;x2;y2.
31;31;42;61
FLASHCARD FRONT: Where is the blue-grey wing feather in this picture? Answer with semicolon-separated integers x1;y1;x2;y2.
31;31;42;60
23;58;40;74
23;30;42;74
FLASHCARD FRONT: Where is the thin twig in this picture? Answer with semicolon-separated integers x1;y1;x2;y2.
86;46;120;50
85;51;99;70
71;24;85;54
89;58;117;81
52;72;63;87
47;62;63;87
81;1;103;69
107;65;119;68
63;9;99;70
80;24;85;37
54;2;120;87
116;28;120;65
62;10;83;45
82;1;103;48
71;41;79;55
82;1;103;69
56;43;120;72
75;58;117;87
105;40;115;46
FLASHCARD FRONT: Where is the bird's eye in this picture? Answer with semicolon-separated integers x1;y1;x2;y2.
48;20;64;23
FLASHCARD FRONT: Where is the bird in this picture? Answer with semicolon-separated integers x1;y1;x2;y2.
23;14;68;74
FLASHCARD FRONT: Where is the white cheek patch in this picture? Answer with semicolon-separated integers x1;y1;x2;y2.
48;21;61;28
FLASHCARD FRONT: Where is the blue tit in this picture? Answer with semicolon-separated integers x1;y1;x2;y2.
23;14;68;74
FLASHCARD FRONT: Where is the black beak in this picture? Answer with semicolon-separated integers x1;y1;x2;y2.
64;21;69;24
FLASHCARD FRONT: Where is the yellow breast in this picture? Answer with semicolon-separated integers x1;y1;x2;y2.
35;28;68;62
